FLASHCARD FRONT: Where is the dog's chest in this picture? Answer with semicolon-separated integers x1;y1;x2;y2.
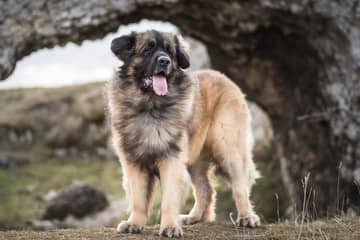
118;105;185;165
135;113;179;149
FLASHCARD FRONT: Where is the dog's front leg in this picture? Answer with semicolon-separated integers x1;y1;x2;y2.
117;161;154;234
158;158;188;238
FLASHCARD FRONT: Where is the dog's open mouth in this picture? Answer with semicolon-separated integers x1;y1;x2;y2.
144;72;168;96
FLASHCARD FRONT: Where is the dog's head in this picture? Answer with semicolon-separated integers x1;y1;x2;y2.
111;30;190;96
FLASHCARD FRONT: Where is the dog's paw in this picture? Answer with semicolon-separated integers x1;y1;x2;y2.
236;213;261;228
116;221;143;234
159;225;183;238
180;214;201;225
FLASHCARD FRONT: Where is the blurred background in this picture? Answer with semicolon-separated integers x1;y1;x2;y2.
0;19;280;230
0;0;359;231
0;19;284;230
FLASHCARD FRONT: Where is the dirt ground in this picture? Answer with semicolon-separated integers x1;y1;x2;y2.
1;218;359;240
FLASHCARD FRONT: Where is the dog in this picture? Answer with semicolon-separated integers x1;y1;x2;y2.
106;30;260;238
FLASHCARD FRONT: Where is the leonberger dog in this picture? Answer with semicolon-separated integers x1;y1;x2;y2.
107;30;260;238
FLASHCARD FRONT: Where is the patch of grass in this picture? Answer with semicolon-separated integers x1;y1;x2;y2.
0;146;285;230
0;154;123;229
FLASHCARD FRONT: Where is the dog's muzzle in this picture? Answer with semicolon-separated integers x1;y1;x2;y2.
154;53;171;76
142;52;172;96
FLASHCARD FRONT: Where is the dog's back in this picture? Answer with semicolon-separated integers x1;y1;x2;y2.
182;69;260;226
108;31;260;237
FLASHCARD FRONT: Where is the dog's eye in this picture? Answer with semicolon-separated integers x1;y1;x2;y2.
165;44;172;55
145;41;155;52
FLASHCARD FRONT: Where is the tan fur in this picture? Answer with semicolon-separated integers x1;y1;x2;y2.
180;70;260;227
108;33;260;238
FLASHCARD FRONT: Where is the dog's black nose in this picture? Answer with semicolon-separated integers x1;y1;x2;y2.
158;55;171;66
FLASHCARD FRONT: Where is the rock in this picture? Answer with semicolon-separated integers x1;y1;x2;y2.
29;219;56;231
43;190;58;203
249;102;274;155
0;154;17;169
0;154;29;169
43;185;109;220
186;37;211;71
62;200;128;228
32;200;127;229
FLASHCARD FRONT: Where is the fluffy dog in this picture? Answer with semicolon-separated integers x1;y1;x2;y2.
106;30;260;238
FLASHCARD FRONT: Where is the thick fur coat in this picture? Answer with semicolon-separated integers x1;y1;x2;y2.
106;30;260;238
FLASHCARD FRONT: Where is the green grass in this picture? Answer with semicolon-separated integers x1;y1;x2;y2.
0;150;285;230
0;153;123;229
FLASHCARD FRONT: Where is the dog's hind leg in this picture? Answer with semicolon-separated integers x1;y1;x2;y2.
117;161;155;234
181;160;216;225
222;151;260;228
211;127;260;227
207;94;260;228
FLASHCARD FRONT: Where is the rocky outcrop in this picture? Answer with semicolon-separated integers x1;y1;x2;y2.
0;83;110;159
32;199;127;230
43;185;109;220
1;0;359;215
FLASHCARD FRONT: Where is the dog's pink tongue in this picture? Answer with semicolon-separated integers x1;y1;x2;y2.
152;75;168;96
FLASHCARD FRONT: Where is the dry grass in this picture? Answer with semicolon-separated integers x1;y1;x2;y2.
1;218;359;240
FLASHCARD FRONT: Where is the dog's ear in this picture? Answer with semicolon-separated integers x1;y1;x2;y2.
111;32;136;60
175;35;190;69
